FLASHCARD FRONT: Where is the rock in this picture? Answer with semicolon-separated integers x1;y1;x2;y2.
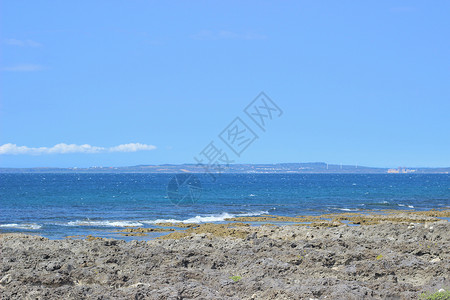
0;274;12;285
430;257;441;263
45;261;62;271
0;221;449;299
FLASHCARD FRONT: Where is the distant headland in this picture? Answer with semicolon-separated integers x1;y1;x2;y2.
1;163;449;174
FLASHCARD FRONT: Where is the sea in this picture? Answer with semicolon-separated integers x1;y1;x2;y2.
0;173;449;240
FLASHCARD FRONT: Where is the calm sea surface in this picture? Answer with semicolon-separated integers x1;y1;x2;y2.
0;173;449;239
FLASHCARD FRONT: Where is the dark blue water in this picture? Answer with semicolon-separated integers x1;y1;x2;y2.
0;173;449;239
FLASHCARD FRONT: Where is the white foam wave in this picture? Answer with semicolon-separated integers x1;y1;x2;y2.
0;223;42;230
398;204;414;208
142;211;269;224
67;220;143;227
337;208;357;212
238;211;269;217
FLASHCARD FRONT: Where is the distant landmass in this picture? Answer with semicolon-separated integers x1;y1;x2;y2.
0;163;449;174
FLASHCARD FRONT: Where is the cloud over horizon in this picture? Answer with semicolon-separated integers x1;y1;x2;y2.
0;143;157;155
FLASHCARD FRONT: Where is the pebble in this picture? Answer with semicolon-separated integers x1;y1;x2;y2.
0;274;11;285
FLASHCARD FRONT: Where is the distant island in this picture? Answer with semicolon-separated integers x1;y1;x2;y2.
1;163;449;174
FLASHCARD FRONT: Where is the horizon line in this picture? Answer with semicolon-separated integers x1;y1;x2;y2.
1;162;449;170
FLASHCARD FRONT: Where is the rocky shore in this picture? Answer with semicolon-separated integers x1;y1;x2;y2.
1;211;449;299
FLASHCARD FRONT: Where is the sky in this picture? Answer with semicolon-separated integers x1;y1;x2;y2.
1;1;449;168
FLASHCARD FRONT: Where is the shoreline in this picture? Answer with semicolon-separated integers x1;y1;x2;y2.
2;209;449;240
1;210;449;299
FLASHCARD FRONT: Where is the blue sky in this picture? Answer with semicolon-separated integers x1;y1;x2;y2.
1;1;449;168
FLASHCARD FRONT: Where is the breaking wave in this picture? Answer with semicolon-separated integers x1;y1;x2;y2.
0;223;42;230
142;211;269;224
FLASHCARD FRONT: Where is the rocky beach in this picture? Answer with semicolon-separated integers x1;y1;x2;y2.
1;210;449;299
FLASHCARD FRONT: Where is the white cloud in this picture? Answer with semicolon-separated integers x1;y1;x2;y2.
191;30;266;40
109;143;156;152
0;143;157;155
4;39;42;47
2;64;44;72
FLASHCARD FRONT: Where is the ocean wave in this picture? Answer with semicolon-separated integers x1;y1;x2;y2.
337;208;358;212
0;223;42;230
398;204;415;208
63;211;269;227
238;211;269;217
364;201;395;206
142;211;269;224
361;201;415;209
67;220;144;227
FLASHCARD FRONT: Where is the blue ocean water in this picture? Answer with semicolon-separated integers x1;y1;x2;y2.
0;173;449;240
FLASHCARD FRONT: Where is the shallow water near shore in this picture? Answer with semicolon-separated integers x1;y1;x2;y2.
1;173;449;239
